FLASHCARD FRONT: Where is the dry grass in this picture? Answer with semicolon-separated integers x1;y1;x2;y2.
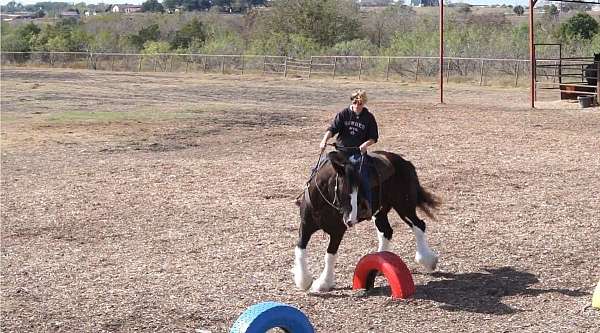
1;68;599;332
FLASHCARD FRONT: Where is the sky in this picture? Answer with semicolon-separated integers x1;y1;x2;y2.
0;0;534;7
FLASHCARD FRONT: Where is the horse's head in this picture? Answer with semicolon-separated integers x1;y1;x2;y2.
328;151;371;226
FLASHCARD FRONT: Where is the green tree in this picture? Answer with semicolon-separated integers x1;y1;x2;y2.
142;0;165;12
362;3;416;49
560;12;599;40
513;5;524;16
163;0;181;11
129;24;161;50
171;18;207;50
264;0;362;47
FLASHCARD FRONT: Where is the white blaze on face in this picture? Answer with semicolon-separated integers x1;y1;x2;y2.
349;186;358;223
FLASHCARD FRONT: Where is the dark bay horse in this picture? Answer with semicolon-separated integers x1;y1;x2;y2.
293;150;440;292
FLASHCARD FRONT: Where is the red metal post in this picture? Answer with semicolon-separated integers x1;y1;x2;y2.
440;0;444;104
529;0;537;108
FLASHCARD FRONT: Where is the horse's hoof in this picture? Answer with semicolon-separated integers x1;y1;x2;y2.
292;266;312;290
415;251;438;272
295;277;313;291
310;278;335;292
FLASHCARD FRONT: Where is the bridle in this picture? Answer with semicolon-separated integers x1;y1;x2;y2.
301;143;377;215
312;167;343;213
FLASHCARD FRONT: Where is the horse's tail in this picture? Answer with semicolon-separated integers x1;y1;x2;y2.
375;151;440;219
416;182;440;219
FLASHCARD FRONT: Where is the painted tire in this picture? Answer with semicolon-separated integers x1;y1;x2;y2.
230;302;315;333
352;251;416;299
593;280;600;309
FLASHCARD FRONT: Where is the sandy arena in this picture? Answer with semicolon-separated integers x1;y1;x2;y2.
1;68;599;332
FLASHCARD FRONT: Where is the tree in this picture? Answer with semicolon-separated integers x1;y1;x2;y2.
363;4;416;49
181;0;195;10
264;0;362;47
171;18;206;49
543;4;559;20
129;24;161;50
513;5;524;16
141;0;164;12
560;12;599;40
456;3;471;14
163;0;181;11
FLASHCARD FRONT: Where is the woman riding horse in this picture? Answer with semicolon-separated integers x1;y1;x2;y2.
294;91;440;293
319;89;378;220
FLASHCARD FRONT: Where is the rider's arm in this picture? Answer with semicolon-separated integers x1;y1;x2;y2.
320;131;333;151
359;139;376;154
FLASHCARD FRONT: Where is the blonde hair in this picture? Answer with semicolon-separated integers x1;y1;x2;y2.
350;89;368;103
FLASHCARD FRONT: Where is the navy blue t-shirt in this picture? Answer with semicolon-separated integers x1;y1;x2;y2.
327;106;378;154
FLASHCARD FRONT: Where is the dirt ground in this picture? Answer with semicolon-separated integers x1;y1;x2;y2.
1;68;599;332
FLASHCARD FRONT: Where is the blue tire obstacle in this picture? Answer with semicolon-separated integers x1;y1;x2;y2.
352;251;416;299
230;302;315;333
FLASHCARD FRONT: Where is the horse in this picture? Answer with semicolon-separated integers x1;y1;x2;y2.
293;150;440;292
584;53;600;87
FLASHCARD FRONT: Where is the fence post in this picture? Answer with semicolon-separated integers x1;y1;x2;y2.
169;55;174;72
153;56;157;72
415;57;420;82
386;57;390;81
332;56;337;80
263;56;267;75
479;59;485;86
284;57;288;78
596;61;600;103
514;61;519;87
446;59;450;83
358;56;363;80
308;56;313;79
241;55;244;75
138;55;143;72
111;55;115;71
185;55;190;73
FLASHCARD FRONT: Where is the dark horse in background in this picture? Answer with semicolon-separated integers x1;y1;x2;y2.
293;150;440;292
584;53;600;87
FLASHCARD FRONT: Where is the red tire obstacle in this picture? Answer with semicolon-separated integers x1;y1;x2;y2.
352;251;416;299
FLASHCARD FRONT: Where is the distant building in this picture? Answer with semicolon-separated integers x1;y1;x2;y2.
110;4;143;13
410;0;439;6
1;12;35;21
60;10;80;19
357;0;393;6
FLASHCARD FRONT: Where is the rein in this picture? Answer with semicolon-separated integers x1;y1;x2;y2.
313;167;342;213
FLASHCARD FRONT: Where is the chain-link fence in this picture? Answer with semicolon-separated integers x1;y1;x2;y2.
1;51;543;87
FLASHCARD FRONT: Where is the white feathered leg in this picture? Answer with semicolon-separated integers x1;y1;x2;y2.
376;223;391;252
412;225;438;272
310;253;337;292
293;247;313;290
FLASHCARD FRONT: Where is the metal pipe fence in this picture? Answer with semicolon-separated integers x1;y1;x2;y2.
1;51;543;87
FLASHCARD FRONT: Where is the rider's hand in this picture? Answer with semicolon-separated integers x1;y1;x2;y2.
360;144;368;155
319;140;327;151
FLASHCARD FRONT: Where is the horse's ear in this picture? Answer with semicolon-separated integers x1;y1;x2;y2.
327;151;347;174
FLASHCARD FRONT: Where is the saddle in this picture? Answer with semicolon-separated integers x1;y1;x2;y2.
366;152;395;186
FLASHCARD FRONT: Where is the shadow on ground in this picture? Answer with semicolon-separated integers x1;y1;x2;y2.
413;267;588;315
